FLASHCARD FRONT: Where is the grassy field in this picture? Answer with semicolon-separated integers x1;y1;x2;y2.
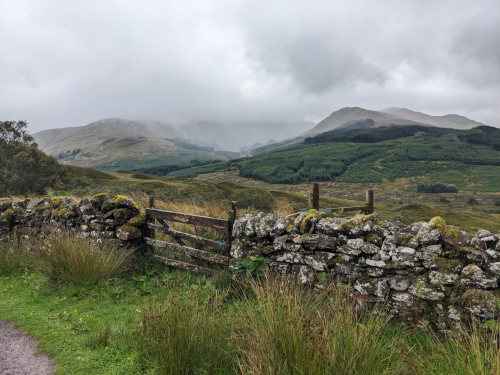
1;243;499;374
38;169;499;234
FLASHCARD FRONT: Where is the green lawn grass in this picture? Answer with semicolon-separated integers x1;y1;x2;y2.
0;270;206;374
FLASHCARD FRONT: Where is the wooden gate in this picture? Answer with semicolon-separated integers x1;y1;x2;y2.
144;197;236;276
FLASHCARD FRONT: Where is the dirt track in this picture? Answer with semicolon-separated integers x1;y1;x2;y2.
0;320;55;375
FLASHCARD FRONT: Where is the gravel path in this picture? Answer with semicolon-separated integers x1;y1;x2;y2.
0;320;55;375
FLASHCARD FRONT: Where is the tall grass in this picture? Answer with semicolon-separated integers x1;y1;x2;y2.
411;324;500;375
41;232;134;286
140;276;411;375
233;276;407;375
141;286;236;375
0;238;31;275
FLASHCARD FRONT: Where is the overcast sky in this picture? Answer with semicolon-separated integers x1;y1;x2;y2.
1;0;499;132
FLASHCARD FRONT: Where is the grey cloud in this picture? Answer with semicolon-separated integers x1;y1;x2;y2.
245;32;387;93
0;0;499;132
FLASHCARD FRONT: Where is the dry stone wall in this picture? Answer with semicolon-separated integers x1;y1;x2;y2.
0;194;145;244
1;194;499;330
230;210;500;330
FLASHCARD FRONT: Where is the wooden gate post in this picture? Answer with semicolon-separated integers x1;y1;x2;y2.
365;190;374;214
227;201;237;256
144;196;156;254
147;196;155;240
310;183;319;210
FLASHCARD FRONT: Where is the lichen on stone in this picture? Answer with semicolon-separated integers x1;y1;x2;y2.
116;224;142;241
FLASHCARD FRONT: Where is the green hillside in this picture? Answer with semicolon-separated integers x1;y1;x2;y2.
164;126;500;191
33;118;229;171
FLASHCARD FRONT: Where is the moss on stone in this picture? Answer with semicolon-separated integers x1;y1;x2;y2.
260;245;274;255
366;233;381;244
341;213;375;232
0;199;12;211
126;213;146;227
407;236;419;246
249;249;263;257
356;275;374;284
89;222;103;230
429;216;447;230
300;209;325;233
52;207;76;219
113;195;128;206
2;208;15;223
92;193;109;200
50;196;69;209
33;204;50;212
458;289;497;309
113;194;139;210
332;256;346;264
433;257;462;274
428;216;460;243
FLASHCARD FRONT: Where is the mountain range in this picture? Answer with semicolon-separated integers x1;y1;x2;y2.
33;107;491;170
304;107;484;137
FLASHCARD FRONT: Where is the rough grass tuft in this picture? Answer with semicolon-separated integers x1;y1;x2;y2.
40;232;134;286
0;239;30;275
233;275;407;374
140;286;235;375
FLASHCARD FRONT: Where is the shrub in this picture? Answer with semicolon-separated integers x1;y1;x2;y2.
140;286;235;375
231;188;275;211
417;183;458;193
467;197;479;205
41;232;134;286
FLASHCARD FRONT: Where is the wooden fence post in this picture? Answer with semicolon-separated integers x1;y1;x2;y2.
227;201;237;256
146;196;156;243
366;190;374;214
310;183;319;210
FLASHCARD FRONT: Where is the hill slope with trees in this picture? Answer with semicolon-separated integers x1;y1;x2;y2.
0;121;112;196
162;125;500;191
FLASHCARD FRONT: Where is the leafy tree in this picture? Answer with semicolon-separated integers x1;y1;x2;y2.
0;120;36;145
0;120;61;195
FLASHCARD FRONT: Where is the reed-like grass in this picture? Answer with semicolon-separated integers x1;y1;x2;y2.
141;286;236;375
411;324;500;375
233;276;408;375
140;275;412;375
40;232;134;286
